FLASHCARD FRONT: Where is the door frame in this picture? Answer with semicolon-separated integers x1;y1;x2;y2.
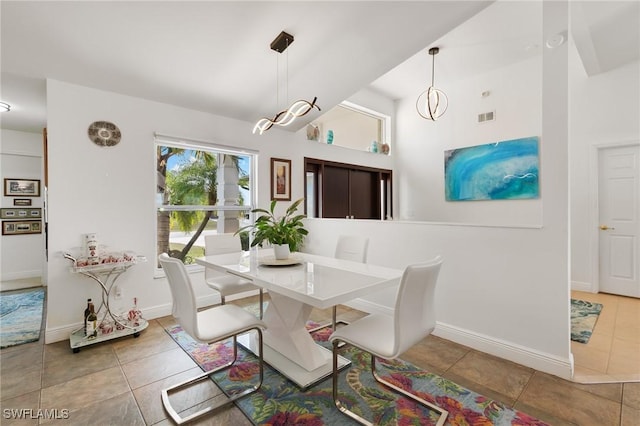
588;140;640;293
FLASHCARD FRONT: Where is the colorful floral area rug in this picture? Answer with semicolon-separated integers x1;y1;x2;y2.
571;298;604;344
166;321;550;425
0;288;45;349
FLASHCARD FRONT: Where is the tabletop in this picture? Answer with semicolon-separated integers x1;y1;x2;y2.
196;250;402;310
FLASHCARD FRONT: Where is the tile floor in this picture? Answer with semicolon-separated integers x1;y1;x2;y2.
1;292;639;425
571;291;640;384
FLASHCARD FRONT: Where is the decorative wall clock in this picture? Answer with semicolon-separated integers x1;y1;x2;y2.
87;121;121;147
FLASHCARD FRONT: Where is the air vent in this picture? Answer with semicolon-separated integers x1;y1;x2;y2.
477;111;495;123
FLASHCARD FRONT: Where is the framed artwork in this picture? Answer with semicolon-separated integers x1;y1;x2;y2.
2;220;42;235
0;208;41;219
271;158;291;201
14;198;32;206
4;178;40;197
444;136;539;201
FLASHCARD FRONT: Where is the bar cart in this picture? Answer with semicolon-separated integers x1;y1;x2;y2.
63;250;148;352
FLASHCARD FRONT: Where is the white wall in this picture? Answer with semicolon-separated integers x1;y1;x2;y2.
44;3;572;380
0;128;44;281
394;55;543;226
569;40;640;292
319;1;570;378
44;79;392;343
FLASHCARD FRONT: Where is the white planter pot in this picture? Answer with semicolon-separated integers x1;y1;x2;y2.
273;244;290;260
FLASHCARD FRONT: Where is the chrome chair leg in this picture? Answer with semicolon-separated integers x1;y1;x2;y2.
308;305;350;333
332;339;448;426
161;329;264;425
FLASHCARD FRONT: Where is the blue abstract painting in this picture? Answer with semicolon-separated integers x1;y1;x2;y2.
445;136;539;201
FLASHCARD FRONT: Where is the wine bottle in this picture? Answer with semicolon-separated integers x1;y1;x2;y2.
86;302;98;339
84;298;92;336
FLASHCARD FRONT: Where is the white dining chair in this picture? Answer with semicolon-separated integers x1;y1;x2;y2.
329;256;448;426
332;235;369;329
158;253;266;425
308;235;369;334
205;233;264;319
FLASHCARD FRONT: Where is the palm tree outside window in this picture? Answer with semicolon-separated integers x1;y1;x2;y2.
155;137;254;267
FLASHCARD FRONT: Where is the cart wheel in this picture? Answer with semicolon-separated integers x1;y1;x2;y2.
133;332;140;338
72;348;80;353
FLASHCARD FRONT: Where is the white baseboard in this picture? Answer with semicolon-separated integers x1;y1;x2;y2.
571;280;595;293
45;293;220;344
345;298;572;380
434;322;573;380
1;270;42;282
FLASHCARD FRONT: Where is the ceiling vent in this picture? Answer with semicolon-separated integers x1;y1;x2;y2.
477;111;495;123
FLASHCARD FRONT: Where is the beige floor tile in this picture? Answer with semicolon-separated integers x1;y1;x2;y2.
402;335;470;375
40;392;144;425
623;382;640;409
133;367;221;425
518;372;621;426
621;404;640;426
573;364;619;383
156;314;179;329
446;350;534;402
112;319;179;364
0;390;40;425
40;366;130;413
566;380;623;402
607;338;640;375
0;344;43;373
0;362;42;401
613;321;640;344
121;347;198;389
42;339;120;388
571;342;610;373
583;330;615;352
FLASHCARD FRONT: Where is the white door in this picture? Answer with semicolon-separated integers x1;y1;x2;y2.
598;144;640;297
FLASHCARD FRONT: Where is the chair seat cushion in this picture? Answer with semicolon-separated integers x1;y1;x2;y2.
206;275;259;296
329;313;397;359
194;304;265;342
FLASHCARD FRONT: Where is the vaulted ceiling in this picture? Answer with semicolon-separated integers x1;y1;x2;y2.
1;1;638;134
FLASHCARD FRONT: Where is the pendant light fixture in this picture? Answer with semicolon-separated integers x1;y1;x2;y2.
253;31;321;135
416;47;448;121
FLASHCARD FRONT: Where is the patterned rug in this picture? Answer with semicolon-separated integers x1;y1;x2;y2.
166;320;550;425
571;299;604;344
0;288;45;349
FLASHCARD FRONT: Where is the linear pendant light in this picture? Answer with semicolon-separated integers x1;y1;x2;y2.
416;47;448;121
253;31;320;134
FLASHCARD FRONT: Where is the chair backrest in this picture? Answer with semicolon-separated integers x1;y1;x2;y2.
158;253;199;338
393;256;443;356
334;235;369;263
204;233;242;281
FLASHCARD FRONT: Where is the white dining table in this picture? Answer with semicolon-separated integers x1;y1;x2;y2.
195;249;402;389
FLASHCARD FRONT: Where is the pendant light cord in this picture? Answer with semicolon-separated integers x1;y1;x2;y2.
431;53;435;87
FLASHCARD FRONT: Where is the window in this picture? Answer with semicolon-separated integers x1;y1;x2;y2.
304;158;392;220
312;101;391;152
155;135;256;267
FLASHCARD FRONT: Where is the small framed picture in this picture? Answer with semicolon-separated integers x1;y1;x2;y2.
14;198;32;206
0;208;41;219
271;158;291;201
2;220;42;235
4;179;40;197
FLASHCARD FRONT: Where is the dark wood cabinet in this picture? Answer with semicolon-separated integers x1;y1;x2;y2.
305;158;392;220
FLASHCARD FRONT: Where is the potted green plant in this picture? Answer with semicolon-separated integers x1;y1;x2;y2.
236;198;308;259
